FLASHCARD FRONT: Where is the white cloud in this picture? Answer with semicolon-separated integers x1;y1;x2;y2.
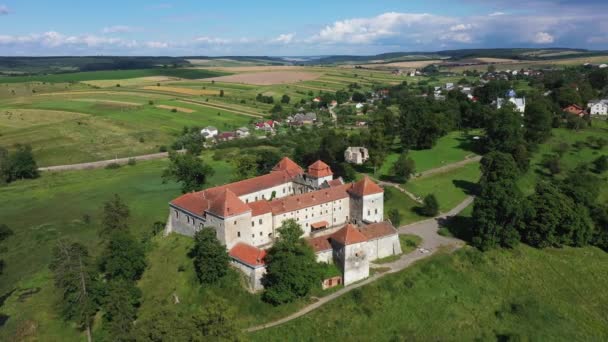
310;12;456;44
489;11;505;17
102;25;138;34
272;33;295;44
145;41;169;49
449;24;473;32
532;31;554;44
0;5;9;15
195;36;231;44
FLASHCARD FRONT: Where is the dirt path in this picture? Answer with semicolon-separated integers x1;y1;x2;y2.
245;196;472;333
414;155;481;179
178;99;264;118
38;150;185;172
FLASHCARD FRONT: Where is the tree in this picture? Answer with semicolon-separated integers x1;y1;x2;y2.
523;181;594;248
2;144;39;183
134;307;197;342
233;154;259;181
99;231;147;281
335;90;349;104
391;152;416;182
524;100;553;144
479;151;519;185
420;194;439;217
219;89;224;97
472;180;526;250
280;94;290;104
484;106;529;170
388;208;401;226
352;91;366;103
270;103;283;115
193;297;241;341
50;240;99;342
102;279;142;341
100;194;130;237
0;224;13;275
262;220;322;305
593;155;608;174
190;228;229;284
162;152;214;193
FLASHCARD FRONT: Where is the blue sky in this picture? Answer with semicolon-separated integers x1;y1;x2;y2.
1;0;607;56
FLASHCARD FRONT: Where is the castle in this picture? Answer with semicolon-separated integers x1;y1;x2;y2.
167;157;401;290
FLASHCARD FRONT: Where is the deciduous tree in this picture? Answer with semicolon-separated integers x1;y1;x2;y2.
162;152;214;193
190;228;229;284
100;194;130;237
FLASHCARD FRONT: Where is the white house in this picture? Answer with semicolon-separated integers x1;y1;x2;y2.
236;127;250;138
445;82;454;90
497;97;526;113
588;100;608;116
201;126;218;138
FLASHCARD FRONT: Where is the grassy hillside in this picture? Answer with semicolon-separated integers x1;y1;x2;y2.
250;243;608;341
0;68;226;84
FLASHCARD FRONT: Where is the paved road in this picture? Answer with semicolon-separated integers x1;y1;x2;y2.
38;150;185;172
245;196;472;333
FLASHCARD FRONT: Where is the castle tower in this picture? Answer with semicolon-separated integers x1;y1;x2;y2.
332;224;369;286
348;176;384;224
305;160;334;189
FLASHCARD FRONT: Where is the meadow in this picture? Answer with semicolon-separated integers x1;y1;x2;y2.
0;155;233;340
250;243;608;341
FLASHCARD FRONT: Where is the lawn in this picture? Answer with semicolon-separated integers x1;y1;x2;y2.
250;244;608;341
377;130;480;179
404;162;481;211
383;186;426;225
0;156;232;340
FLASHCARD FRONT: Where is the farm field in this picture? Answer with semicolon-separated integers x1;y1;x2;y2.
0;155;233;340
250;243;608;341
207;71;322;85
0;68;226;84
0;91;254;165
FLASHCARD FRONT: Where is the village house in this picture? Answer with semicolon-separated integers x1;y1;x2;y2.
587;99;608;116
344;147;370;165
167;157;400;291
563;104;586;117
288;112;317;126
255;120;278;132
236;127;250;138
200;126;218;138
216;132;236;142
496;90;526;113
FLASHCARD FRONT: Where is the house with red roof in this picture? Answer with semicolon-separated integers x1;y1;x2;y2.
563;104;586;117
166;156;396;291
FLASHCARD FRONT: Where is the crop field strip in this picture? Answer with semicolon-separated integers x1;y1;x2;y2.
177;99;264;118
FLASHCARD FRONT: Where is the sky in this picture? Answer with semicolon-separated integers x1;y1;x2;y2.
1;0;608;56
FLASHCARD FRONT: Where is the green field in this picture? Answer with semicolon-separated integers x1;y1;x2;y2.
0;92;254;166
251;243;608;341
383;186;426;225
404;162;481;211
0;68;226;84
0;155;233;340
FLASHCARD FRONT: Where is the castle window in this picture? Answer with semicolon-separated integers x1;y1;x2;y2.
252;234;255;238
246;199;249;203
234;221;237;225
259;232;262;236
333;218;336;222
175;210;179;218
237;232;241;237
367;210;370;216
283;188;285;194
255;196;258;201
375;209;378;214
262;195;265;199
251;222;254;227
259;219;262;224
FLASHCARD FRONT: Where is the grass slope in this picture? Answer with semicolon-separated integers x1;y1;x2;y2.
251;244;608;341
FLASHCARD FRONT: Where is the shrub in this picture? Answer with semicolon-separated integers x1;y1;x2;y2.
158;145;167;153
127;158;137;166
420;194;439;217
105;163;121;170
388;208;401;226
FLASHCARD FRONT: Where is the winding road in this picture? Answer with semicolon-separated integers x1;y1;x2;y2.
245;196;472;333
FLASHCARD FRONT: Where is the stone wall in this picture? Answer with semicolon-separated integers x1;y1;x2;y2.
366;234;402;261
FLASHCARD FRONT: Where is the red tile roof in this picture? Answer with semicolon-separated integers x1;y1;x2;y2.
307;234;333;252
207;189;251;217
311;221;329;229
358;221;398;240
273;157;303;173
332;224;368;245
308;160;333;178
170;192;211;216
326;179;344;187
248;200;272;217
229;243;266;267
349;176;383;197
268;184;351;215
